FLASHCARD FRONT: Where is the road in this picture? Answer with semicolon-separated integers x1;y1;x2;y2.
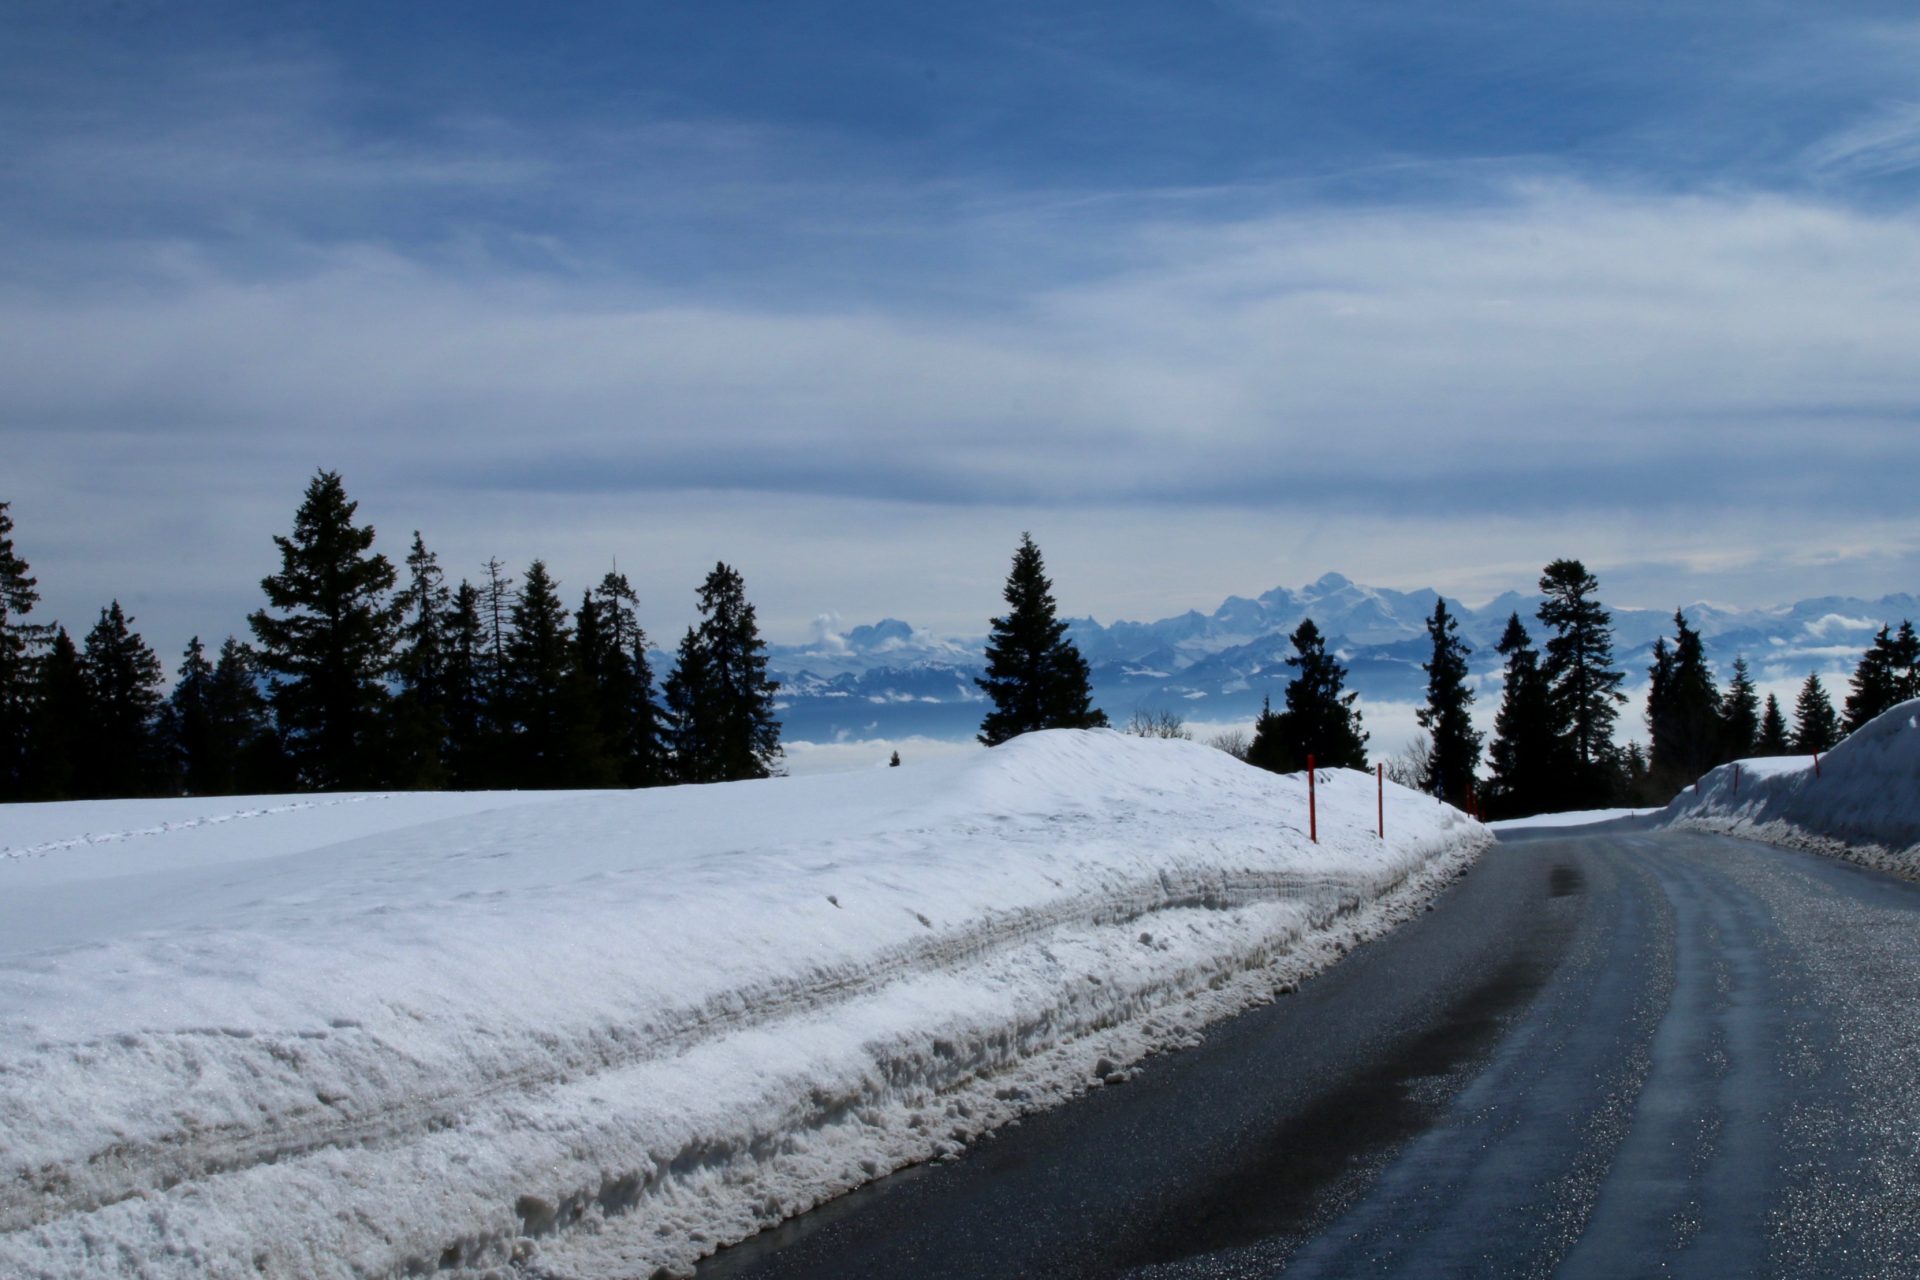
698;829;1920;1279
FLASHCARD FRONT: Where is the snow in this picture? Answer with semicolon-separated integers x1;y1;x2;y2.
1489;806;1663;832
1658;698;1920;879
0;730;1487;1279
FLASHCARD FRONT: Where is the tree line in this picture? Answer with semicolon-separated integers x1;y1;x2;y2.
0;473;782;801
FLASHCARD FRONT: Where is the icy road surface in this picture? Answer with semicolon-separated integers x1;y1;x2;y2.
706;828;1920;1279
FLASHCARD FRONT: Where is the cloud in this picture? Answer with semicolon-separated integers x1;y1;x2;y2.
1804;101;1920;180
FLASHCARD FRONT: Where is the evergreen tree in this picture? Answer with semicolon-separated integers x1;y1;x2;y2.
1844;625;1900;733
82;601;168;797
1484;613;1559;819
976;534;1107;746
664;562;782;781
1621;741;1656;804
1415;598;1481;804
391;532;452;788
1537;559;1626;807
161;636;218;794
1893;620;1920;703
1647;609;1721;790
1791;673;1840;754
1720;657;1760;761
500;560;606;787
248;471;401;790
23;627;86;799
0;500;50;800
1247;619;1368;772
207;637;282;794
442;580;490;787
583;571;666;787
1755;693;1791;756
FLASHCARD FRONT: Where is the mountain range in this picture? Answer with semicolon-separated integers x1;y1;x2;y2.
768;573;1920;745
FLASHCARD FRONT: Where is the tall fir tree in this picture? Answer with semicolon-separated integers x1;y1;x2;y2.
391;531;453;788
1844;625;1900;733
442;580;490;787
161;636;218;795
665;563;782;781
1247;619;1368;772
500;560;607;787
583;571;666;787
1755;693;1791;756
1484;613;1559;818
248;471;401;791
81;601;168;797
1892;620;1920;703
0;500;50;800
976;534;1107;746
1416;598;1481;804
1720;656;1760;762
1537;559;1626;808
1791;673;1840;754
1646;609;1721;791
208;637;283;794
23;627;86;799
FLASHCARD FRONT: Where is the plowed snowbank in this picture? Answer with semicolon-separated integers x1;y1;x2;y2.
1661;698;1920;879
0;730;1486;1279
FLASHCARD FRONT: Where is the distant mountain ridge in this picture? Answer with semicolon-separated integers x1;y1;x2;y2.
768;574;1920;745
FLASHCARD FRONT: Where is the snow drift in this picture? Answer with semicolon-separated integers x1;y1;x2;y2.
0;730;1487;1279
1661;698;1920;879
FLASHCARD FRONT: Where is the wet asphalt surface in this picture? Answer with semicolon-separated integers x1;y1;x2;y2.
699;829;1920;1279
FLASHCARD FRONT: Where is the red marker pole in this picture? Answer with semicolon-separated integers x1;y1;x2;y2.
1307;754;1318;844
1377;762;1385;839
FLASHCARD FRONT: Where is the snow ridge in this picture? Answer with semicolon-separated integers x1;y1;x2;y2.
0;731;1487;1279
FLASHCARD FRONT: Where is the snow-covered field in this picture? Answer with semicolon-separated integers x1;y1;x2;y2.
1660;698;1920;880
0;730;1487;1279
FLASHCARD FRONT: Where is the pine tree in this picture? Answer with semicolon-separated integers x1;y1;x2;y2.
82;601;168;797
664;563;782;781
1889;620;1919;705
208;637;282;794
1791;673;1840;754
1416;598;1480;804
1647;609;1721;791
161;636;217;794
582;571;666;787
500;560;605;787
1844;625;1900;733
1247;619;1368;772
442;580;489;787
1720;657;1760;761
976;534;1107;746
248;471;401;790
1756;693;1791;756
1484;613;1559;818
0;500;50;800
391;532;453;788
1537;559;1626;807
23;627;86;799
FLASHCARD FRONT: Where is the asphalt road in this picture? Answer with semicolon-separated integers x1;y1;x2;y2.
698;829;1920;1279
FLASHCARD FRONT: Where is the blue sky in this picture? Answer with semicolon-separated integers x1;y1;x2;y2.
6;0;1920;661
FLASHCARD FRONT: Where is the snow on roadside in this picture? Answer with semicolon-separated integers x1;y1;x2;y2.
0;730;1487;1280
1489;806;1662;832
1660;698;1920;880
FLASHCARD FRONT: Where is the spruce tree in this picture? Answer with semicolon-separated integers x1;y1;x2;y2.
976;534;1107;746
1756;693;1791;756
248;471;401;790
1647;609;1721;790
23;627;86;799
161;636;218;795
1484;613;1558;819
500;560;606;787
1844;625;1900;733
391;532;453;788
1416;598;1481;804
82;601;168;797
1721;657;1760;761
1247;619;1368;772
665;563;782;781
1887;620;1919;706
442;580;489;787
583;571;666;787
208;637;282;794
0;500;49;800
1791;673;1840;754
1537;559;1626;807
